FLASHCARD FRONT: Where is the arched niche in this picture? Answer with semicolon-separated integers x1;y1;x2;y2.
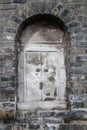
16;14;69;111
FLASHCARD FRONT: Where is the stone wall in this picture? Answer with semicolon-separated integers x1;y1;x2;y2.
0;0;87;130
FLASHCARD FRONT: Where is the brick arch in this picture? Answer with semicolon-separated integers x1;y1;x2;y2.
53;6;81;32
8;4;81;40
2;4;81;45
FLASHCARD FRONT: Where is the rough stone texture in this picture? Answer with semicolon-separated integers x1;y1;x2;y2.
0;0;87;130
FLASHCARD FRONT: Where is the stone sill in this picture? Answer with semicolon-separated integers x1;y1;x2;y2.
17;100;67;111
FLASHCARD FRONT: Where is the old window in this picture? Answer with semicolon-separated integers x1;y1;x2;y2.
17;17;68;111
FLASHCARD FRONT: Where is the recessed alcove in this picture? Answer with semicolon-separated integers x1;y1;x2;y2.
16;14;69;111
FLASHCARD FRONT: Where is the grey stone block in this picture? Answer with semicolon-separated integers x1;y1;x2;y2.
30;2;45;15
46;2;56;13
0;93;15;102
0;4;17;10
71;101;84;108
0;0;11;4
70;0;84;3
29;124;40;129
67;21;80;29
13;0;26;3
0;125;12;130
61;9;71;18
0;82;15;88
38;111;68;118
70;110;87;120
1;76;15;81
70;62;83;67
71;125;85;130
59;124;71;130
5;28;16;33
63;16;75;24
11;16;22;24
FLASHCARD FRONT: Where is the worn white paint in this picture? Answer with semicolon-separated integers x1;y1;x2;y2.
18;43;66;110
26;51;58;101
17;101;66;111
18;24;66;111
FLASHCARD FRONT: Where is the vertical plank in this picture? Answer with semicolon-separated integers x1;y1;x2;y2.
25;52;42;101
57;48;66;100
18;52;24;102
41;52;58;101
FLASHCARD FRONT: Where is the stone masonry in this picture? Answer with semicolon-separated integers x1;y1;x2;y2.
0;0;87;130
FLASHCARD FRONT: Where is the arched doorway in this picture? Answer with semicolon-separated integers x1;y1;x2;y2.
16;14;69;111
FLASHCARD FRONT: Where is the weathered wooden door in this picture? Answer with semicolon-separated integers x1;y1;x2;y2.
18;44;66;110
26;51;58;101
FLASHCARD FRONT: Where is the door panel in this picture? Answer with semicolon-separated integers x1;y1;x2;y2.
26;52;42;101
26;51;59;101
41;52;58;101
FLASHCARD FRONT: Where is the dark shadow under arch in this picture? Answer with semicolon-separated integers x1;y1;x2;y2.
15;14;68;43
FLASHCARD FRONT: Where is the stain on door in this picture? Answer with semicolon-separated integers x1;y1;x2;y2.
26;51;58;101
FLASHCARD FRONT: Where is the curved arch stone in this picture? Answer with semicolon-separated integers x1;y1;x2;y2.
1;2;81;46
7;2;82;41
